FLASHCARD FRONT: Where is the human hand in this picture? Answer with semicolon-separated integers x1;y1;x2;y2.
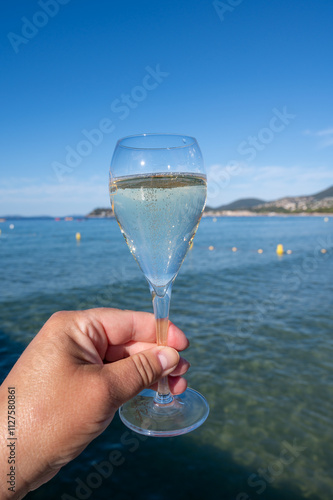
0;308;189;499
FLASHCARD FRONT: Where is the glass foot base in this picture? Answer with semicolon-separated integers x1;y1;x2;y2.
119;388;209;437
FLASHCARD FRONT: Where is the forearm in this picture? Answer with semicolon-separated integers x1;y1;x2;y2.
0;380;28;500
0;337;64;500
0;333;61;500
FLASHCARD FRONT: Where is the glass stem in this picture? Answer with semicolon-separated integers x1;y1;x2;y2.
152;286;173;405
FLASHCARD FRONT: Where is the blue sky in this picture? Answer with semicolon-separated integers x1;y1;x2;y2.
0;0;332;215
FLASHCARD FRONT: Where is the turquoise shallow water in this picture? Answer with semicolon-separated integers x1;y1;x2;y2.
0;216;332;500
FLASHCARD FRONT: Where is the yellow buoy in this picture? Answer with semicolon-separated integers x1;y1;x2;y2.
276;244;284;255
213;218;217;223
232;247;237;252
208;245;214;251
286;249;292;255
75;232;81;241
324;217;329;222
257;248;263;254
321;248;327;254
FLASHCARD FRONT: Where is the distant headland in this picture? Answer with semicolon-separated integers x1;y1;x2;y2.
204;184;333;216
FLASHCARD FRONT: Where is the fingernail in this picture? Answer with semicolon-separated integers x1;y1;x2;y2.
157;347;179;375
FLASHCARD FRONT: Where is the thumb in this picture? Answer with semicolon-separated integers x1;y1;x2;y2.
103;346;180;408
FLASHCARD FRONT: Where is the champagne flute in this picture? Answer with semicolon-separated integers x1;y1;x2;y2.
109;133;209;436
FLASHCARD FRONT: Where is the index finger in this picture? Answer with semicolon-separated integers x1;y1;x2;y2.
82;308;189;350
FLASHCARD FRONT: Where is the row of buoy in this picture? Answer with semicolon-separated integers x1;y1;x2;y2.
1;230;329;257
74;237;328;255
0;229;80;240
0;228;82;240
207;244;328;254
208;245;292;254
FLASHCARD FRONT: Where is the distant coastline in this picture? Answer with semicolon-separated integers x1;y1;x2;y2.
86;208;333;218
1;184;332;220
1;210;332;221
85;184;333;218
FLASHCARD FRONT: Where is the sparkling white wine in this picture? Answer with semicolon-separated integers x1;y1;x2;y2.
111;173;207;292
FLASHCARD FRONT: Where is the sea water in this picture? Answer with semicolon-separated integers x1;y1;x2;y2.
0;216;332;499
